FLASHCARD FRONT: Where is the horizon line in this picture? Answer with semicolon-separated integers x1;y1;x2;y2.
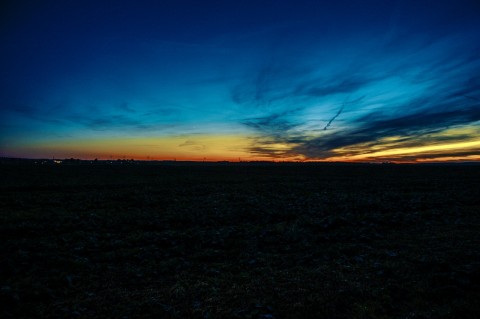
2;156;480;165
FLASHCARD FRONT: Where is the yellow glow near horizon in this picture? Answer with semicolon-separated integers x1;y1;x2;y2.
8;135;262;161
5;124;480;162
350;140;480;158
415;154;480;162
325;139;480;162
318;124;480;162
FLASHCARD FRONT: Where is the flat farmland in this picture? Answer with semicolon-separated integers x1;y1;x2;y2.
1;163;480;318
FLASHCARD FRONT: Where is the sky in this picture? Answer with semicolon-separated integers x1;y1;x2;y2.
1;0;480;162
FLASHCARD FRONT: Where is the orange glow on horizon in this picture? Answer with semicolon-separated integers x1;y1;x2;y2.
5;135;275;162
3;127;479;163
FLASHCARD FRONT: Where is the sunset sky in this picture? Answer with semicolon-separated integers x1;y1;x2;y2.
1;0;479;162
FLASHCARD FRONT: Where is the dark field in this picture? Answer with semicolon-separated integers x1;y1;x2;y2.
1;163;480;318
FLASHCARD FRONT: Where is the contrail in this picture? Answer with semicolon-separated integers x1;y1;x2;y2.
323;104;344;130
323;95;364;131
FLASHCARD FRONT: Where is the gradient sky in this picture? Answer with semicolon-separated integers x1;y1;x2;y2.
1;0;480;162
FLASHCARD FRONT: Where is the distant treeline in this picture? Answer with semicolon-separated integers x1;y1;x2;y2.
1;157;479;166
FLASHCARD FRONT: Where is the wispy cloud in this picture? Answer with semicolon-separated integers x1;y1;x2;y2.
232;32;480;160
178;140;205;151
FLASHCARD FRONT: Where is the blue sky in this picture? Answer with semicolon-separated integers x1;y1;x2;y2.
1;0;480;161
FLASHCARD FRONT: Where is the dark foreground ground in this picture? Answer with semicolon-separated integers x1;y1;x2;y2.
1;163;480;318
